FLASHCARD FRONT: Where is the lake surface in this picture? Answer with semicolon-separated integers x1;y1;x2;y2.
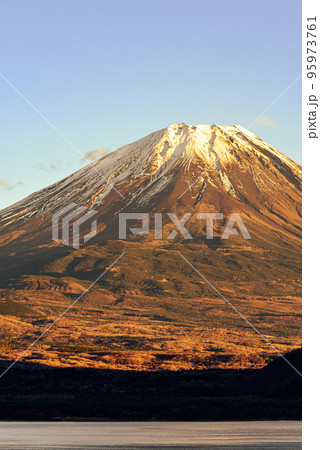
0;421;302;449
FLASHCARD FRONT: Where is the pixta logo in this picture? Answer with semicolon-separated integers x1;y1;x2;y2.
119;213;251;240
52;203;97;249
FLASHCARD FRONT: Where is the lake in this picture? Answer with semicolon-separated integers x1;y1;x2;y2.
0;421;301;448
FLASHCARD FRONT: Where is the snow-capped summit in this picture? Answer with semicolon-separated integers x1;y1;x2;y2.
0;123;301;246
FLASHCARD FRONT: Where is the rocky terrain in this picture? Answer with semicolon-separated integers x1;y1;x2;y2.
0;123;301;372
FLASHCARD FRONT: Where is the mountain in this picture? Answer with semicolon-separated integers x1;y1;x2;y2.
0;123;301;372
0;123;301;242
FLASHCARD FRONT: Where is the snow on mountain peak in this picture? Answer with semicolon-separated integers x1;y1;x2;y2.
0;122;301;232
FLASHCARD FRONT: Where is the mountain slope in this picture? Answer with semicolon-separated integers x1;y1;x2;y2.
0;123;301;371
0;123;301;244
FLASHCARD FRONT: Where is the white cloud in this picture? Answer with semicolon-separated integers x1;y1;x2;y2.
83;147;109;161
0;180;24;190
36;161;62;171
256;115;280;128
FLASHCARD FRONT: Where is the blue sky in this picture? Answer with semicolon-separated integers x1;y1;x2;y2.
0;0;301;209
